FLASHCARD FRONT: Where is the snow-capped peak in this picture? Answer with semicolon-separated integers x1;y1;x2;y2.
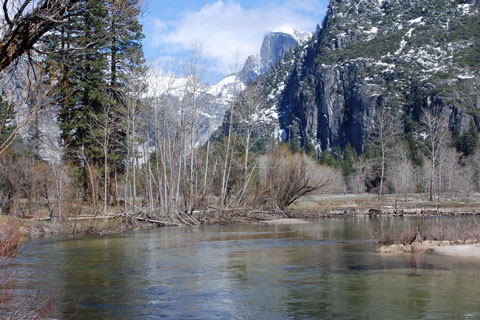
207;74;245;100
275;27;312;43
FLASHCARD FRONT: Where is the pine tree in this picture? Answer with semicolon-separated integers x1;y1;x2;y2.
46;0;146;206
342;143;358;176
105;0;146;205
0;95;16;147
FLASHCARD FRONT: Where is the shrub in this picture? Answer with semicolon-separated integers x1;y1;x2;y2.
259;144;341;210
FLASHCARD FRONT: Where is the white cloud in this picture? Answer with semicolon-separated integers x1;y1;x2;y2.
151;1;325;73
153;18;168;32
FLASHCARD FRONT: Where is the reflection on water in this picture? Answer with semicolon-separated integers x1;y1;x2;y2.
15;218;480;319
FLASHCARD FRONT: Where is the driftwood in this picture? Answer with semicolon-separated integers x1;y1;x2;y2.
33;217;52;221
134;216;181;226
67;215;123;221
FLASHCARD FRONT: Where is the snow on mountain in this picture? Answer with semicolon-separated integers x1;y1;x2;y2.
146;73;210;99
147;30;308;145
227;0;480;154
238;31;307;83
280;28;312;43
207;74;245;101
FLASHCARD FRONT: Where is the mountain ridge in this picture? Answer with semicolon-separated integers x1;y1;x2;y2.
225;0;480;154
146;30;310;145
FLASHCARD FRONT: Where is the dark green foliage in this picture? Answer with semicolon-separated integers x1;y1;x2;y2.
319;150;340;168
52;0;145;165
453;122;479;157
288;139;303;154
250;138;269;154
55;0;111;162
403;114;424;167
416;182;426;193
342;143;358;176
40;0;146;204
0;95;15;145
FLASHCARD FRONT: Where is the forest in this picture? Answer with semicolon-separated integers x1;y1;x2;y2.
0;0;479;232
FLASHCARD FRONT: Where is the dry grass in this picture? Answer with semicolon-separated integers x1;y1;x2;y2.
368;216;480;246
423;217;480;241
0;219;54;319
0;222;20;258
366;217;419;245
289;193;480;213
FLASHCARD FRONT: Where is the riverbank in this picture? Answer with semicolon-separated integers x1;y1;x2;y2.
3;193;480;239
379;241;480;259
290;193;480;217
3;210;317;239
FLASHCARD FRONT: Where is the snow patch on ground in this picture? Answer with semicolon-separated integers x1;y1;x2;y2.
458;74;474;80
409;17;423;24
458;4;472;15
375;62;395;71
406;28;415;38
251;105;279;123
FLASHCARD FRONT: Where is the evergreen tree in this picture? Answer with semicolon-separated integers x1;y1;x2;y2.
46;0;145;205
453;122;478;157
0;95;16;147
320;150;340;168
105;0;146;205
342;143;357;176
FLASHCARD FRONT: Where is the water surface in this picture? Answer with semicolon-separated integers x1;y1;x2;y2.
15;218;480;319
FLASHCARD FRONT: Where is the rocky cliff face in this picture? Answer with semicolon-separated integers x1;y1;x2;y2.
235;0;480;154
1;60;62;163
239;32;300;83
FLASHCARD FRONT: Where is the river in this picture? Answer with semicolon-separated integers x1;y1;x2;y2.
13;218;480;319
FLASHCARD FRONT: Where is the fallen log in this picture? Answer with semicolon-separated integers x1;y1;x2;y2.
67;215;123;221
134;216;181;226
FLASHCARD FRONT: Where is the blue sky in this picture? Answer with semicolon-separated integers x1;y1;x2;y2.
141;1;328;82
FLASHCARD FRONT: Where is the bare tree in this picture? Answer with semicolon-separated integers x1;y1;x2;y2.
420;107;449;201
467;147;480;193
373;106;402;201
181;43;207;212
347;158;372;194
230;81;264;206
218;54;243;211
0;0;83;71
129;47;211;223
463;153;477;196
0;60;58;155
387;142;414;201
121;60;147;211
88;105;114;214
259;144;339;210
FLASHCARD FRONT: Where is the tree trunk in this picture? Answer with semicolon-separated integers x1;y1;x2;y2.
379;143;385;201
108;168;117;206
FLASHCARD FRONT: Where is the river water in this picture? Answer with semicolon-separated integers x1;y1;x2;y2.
14;218;480;319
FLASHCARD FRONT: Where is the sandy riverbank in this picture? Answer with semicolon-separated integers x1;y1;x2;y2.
430;244;480;258
261;218;310;225
379;241;480;259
